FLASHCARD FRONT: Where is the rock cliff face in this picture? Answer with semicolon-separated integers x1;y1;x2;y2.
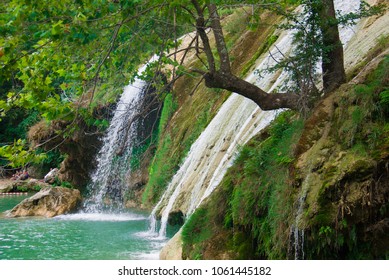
8;187;81;218
28;119;103;188
159;229;183;260
160;6;389;259
291;60;389;258
176;52;389;259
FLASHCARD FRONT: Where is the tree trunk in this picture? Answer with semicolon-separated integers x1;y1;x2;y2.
191;0;300;111
317;0;346;93
189;0;346;111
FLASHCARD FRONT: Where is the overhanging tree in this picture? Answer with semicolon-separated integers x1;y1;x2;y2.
175;0;383;111
0;0;385;167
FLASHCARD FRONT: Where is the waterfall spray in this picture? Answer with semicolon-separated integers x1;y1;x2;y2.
84;57;158;213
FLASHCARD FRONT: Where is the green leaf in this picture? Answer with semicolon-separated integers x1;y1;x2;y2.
45;76;52;85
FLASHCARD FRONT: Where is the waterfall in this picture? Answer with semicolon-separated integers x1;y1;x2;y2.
151;30;295;237
84;57;157;213
151;0;362;239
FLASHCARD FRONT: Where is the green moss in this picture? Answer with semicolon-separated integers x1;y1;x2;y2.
182;111;304;259
181;54;389;260
140;93;180;205
142;133;175;205
301;56;389;259
129;94;176;172
241;33;279;77
336;55;389;150
181;207;212;259
141;89;224;206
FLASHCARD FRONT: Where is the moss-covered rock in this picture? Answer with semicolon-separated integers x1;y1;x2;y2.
180;53;389;260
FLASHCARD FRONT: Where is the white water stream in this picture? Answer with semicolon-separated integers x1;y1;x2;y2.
151;30;294;237
151;0;362;243
84;57;157;212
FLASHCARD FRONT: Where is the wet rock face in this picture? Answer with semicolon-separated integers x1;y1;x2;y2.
8;187;81;218
57;124;102;188
160;229;183;260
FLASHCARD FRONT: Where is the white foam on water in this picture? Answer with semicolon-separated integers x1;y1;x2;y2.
54;212;147;222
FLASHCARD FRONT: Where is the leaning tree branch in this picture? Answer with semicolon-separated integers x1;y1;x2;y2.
187;2;302;111
204;71;300;110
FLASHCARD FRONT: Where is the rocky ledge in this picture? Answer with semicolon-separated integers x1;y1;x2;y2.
7;187;81;218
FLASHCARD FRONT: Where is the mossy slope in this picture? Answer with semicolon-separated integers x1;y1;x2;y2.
181;54;389;260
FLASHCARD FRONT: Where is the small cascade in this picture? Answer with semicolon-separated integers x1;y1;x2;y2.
289;175;310;260
293;228;305;260
84;57;157;212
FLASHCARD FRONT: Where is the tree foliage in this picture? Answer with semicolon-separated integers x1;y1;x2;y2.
0;0;179;167
0;0;386;168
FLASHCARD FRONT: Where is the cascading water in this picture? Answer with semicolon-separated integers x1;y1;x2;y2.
84;57;157;213
150;0;362;243
150;30;295;238
289;174;311;260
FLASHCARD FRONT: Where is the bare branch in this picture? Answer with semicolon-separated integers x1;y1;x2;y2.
180;35;198;66
189;76;205;96
89;21;123;105
180;5;197;20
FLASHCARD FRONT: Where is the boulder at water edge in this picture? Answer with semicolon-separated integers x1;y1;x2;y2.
8;187;81;218
0;182;13;193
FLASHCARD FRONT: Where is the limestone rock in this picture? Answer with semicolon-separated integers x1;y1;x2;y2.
11;179;52;191
8;187;81;218
44;168;59;184
160;229;183;260
1;178;50;193
0;181;13;193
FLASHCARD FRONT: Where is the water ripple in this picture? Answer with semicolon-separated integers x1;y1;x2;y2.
54;212;147;222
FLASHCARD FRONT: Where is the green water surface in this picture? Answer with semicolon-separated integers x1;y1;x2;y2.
0;195;171;260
